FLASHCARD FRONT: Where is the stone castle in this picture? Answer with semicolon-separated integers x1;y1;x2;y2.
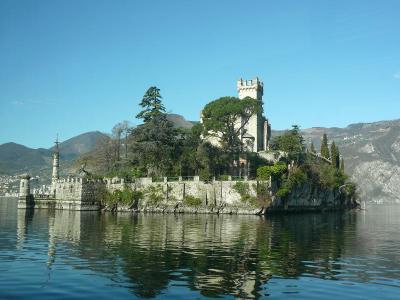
201;77;271;153
16;77;277;212
18;77;353;213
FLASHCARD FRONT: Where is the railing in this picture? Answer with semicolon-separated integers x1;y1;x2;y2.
152;177;164;183
215;175;248;181
307;150;332;164
167;177;179;182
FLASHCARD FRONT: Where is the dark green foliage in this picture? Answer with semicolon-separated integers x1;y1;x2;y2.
130;114;178;177
307;158;347;189
276;166;307;199
143;184;165;205
257;162;287;180
271;125;305;162
330;141;340;169
105;166;145;181
217;174;231;181
183;195;202;207
196;142;227;180
320;133;330;159
340;158;345;171
136;87;166;122
102;187;143;206
201;96;261;166
175;124;203;176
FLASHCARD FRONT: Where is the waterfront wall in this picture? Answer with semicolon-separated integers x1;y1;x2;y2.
103;177;262;214
19;175;357;213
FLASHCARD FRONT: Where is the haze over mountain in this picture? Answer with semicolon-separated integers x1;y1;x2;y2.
1;115;399;203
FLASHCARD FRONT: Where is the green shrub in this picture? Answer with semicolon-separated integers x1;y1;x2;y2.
257;162;287;180
120;189;143;205
143;184;165;205
101;187;142;206
276;186;290;198
233;182;258;207
199;169;212;182
276;167;307;199
343;183;357;198
218;174;230;181
183;195;202;207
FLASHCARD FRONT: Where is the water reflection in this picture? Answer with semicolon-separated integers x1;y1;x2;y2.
2;199;399;299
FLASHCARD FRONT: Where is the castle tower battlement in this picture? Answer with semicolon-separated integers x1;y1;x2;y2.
237;77;263;100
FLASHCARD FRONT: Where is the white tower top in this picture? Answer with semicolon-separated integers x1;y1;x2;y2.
237;77;263;100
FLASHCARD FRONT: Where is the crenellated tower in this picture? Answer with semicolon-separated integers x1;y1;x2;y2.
237;77;271;152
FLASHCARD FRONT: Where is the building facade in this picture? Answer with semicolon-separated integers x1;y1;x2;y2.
236;77;271;152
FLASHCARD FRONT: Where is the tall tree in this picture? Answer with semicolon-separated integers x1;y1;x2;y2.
201;96;261;171
136;87;166;122
334;145;341;169
130;114;177;177
330;141;336;167
176;124;203;176
320;133;330;159
271;125;304;163
112;123;124;161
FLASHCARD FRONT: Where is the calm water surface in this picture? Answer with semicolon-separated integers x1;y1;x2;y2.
0;198;399;299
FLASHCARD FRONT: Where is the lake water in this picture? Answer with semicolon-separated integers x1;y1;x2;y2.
0;198;399;299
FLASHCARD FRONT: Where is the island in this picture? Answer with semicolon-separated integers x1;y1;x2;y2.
18;77;358;214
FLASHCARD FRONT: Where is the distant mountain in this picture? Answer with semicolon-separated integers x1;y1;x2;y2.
0;143;52;175
284;119;400;203
166;114;196;129
0;131;107;177
51;131;108;160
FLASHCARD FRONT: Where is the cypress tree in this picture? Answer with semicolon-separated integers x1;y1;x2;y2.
335;146;341;169
340;158;345;171
330;141;340;168
320;134;330;159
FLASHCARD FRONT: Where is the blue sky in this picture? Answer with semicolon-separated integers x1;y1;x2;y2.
0;0;399;148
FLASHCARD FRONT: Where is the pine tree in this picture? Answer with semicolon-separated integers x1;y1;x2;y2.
310;141;316;153
136;86;166;122
320;133;330;159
